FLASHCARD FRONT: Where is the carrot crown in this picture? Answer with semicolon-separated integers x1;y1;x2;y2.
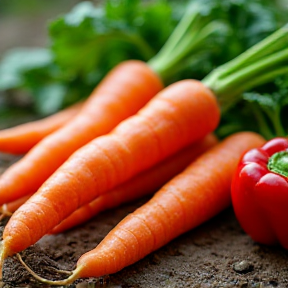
203;24;288;112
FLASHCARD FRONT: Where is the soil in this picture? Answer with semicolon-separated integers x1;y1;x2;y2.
1;152;288;288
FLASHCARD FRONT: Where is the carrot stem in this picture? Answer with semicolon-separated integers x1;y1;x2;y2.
149;5;200;64
220;66;288;106
203;24;288;111
212;51;288;107
214;49;288;93
148;2;227;82
217;25;288;76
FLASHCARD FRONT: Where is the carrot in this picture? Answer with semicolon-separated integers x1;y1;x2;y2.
1;79;221;259
51;134;218;234
0;102;83;155
0;60;163;204
16;131;265;285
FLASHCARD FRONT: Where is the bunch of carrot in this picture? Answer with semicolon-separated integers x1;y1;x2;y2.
0;8;288;286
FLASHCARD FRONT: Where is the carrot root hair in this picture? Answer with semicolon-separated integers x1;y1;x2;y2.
0;204;13;221
16;253;82;286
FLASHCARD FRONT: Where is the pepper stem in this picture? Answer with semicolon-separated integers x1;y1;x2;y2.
268;151;288;177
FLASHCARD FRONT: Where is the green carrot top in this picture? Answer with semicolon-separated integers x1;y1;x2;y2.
148;1;228;83
202;24;288;112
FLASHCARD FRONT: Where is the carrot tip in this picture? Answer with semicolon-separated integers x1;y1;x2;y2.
16;253;82;285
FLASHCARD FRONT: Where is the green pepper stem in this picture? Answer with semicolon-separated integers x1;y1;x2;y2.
203;24;288;112
268;151;288;177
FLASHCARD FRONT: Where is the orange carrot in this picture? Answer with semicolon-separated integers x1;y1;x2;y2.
0;60;163;204
14;131;265;285
51;134;218;234
0;102;83;155
1;79;220;259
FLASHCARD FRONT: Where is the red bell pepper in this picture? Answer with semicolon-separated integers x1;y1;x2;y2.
231;137;288;248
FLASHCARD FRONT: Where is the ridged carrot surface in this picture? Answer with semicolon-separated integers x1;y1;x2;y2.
72;132;265;279
0;101;83;155
2;79;220;258
0;60;163;204
51;134;218;234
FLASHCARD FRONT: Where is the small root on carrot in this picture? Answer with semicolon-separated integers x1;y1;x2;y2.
48;266;73;275
16;253;81;285
0;204;13;222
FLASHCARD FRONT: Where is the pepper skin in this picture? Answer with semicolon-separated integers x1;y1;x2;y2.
231;137;288;248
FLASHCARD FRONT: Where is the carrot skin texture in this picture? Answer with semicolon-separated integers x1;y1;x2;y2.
0;60;163;204
2;79;220;257
75;131;265;278
0;102;83;155
51;134;218;234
